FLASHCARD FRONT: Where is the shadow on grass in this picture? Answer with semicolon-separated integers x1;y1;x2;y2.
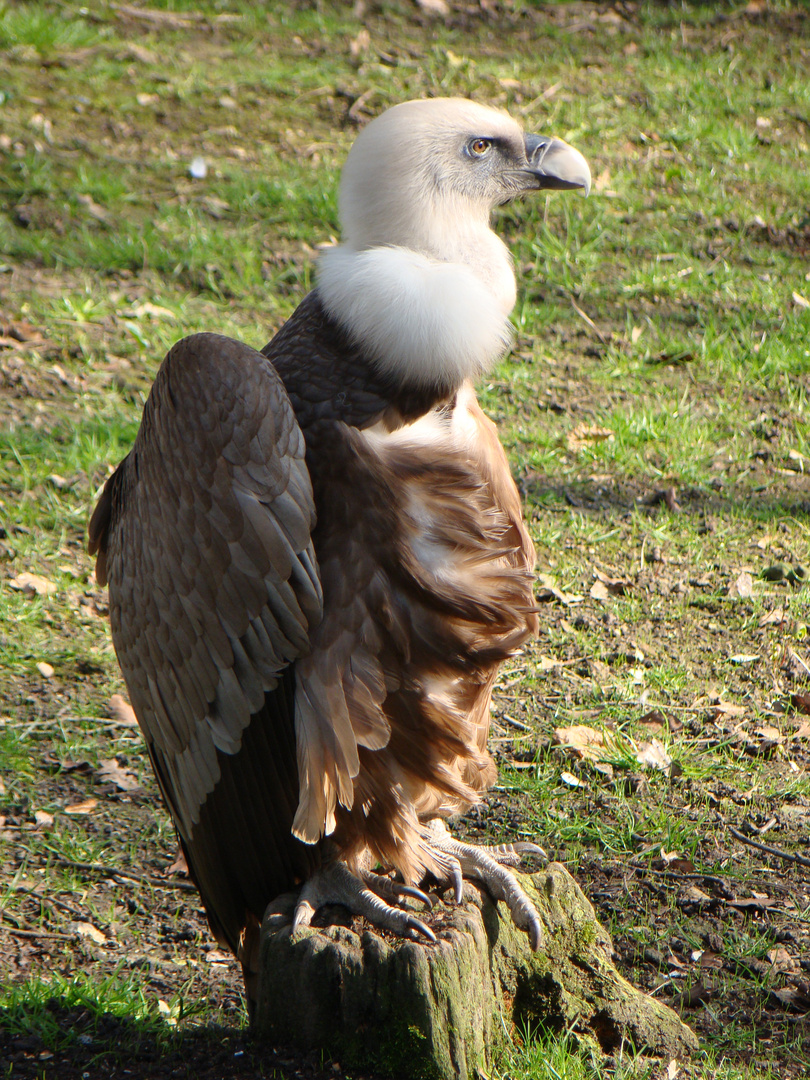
523;474;810;525
0;997;335;1080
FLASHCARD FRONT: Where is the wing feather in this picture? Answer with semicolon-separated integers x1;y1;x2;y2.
89;332;323;839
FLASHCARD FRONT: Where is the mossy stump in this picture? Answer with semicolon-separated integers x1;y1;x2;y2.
253;863;697;1080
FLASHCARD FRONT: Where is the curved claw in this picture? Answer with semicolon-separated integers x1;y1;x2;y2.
485;840;548;865
362;870;435;910
421;823;545;952
292;862;437;945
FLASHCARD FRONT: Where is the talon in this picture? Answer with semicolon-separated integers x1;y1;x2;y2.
362;870;435;910
420;820;546;950
292;862;438;944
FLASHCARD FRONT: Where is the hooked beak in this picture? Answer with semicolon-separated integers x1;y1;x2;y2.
523;134;591;196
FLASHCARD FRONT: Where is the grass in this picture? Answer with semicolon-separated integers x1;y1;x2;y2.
1;1;810;1078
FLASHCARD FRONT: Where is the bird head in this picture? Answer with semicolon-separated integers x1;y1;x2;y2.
318;98;590;392
337;98;591;254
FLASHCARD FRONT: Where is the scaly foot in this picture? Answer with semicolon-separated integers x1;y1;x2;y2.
292;860;436;943
421;819;546;950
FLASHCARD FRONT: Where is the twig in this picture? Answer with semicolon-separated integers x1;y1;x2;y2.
728;826;810;869
570;298;608;344
47;854;197;892
0;921;75;942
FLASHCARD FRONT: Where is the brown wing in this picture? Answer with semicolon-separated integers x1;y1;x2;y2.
89;332;322;950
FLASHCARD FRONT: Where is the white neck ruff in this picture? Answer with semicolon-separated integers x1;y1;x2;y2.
316;242;516;392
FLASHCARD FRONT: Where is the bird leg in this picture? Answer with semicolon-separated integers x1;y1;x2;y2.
292;859;437;943
421;818;546;951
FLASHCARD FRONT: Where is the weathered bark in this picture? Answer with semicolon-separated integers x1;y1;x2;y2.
253;864;697;1079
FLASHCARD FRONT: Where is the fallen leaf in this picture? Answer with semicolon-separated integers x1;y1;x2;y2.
677;885;713;909
127;302;177;321
109;695;139;727
766;947;798;973
204;950;231;964
759;608;785;627
666;1059;681;1080
34;810;54;828
677;980;712;1007
729;654;760;665
48;473;71;489
710;700;746;719
699;950;724;971
638;709;668;734
590;580;611;601
167;848;189;877
592;567;631;596
36;662;55;679
537;655;560;671
791;691;810;716
754;725;784;745
560;770;586;788
74;921;106;944
9;573;57;596
792;290;810;309
728;571;754;599
566;424;614;452
553;725;605;761
76;193;112;223
535;575;583;606
64;798;98;815
636;738;673;773
97;758;141;792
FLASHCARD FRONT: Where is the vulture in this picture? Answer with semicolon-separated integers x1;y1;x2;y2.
89;98;590;998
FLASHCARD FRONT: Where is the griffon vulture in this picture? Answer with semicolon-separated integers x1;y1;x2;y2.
89;98;590;995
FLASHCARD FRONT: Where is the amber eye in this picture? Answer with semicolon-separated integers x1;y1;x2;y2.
469;137;492;157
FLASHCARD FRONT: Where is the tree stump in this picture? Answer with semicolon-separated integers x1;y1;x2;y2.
253;863;697;1080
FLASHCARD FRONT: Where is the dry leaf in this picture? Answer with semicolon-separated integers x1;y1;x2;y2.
535;575;583;606
636;738;673;773
64;798;98;815
710;701;746;719
593;567;631;594
728;571;753;599
9;573;57;596
537;655;560;671
792;290;810;309
553;725;605;761
677;885;713;908
34;810;54;828
728;895;779;911
109;694;139;727
36;662;55;679
74;921;106;944
416;0;450;14
167;848;189;877
754;725;784;745
667;1060;681;1080
590;580;610;601
759;608;785;627
766;947;799;973
566;424;614;452
97;758;141;792
560;771;586;788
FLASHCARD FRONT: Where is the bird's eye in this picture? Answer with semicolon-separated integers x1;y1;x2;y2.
469;138;492;157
